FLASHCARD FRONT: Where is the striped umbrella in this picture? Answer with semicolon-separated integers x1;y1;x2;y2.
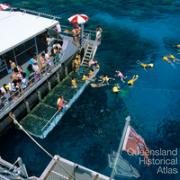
68;14;89;43
0;3;10;11
68;14;89;24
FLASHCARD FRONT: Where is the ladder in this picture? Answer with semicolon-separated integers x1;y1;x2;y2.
81;42;97;67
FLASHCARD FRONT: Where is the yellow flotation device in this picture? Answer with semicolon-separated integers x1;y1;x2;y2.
162;56;168;61
168;54;175;60
112;84;120;93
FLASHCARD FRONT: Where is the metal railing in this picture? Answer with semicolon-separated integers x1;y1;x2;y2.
0;53;63;119
10;7;61;21
0;30;95;119
60;25;96;41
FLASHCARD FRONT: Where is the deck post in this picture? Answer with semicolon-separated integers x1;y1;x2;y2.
65;66;68;76
37;91;42;101
34;37;39;54
25;101;30;113
56;72;60;82
12;49;18;65
48;81;52;91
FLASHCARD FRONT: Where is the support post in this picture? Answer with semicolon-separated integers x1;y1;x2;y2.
34;37;39;55
25;101;30;113
56;72;60;82
37;91;42;101
65;66;68;76
13;49;18;65
48;81;51;91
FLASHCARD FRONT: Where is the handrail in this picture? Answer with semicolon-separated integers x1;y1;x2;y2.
0;27;96;119
60;25;96;40
0;54;62;119
10;7;61;20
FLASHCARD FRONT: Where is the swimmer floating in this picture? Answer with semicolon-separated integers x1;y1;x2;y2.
136;60;154;71
112;84;120;93
115;70;127;83
162;54;180;64
127;75;139;86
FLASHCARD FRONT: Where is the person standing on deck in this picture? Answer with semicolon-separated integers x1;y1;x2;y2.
57;96;65;111
96;25;103;44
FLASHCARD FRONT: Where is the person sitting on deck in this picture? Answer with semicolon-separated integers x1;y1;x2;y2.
82;75;89;81
88;69;94;78
112;84;120;94
136;60;154;71
115;70;127;83
39;53;47;72
57;96;65;111
71;78;78;88
127;75;139;86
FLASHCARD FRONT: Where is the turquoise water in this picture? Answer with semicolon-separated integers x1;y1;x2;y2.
0;1;180;179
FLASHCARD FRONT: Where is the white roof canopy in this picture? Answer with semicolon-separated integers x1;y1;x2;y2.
0;11;59;55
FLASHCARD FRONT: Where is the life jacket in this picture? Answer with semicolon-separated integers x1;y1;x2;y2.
163;56;168;61
112;85;120;93
82;75;88;81
140;63;148;68
128;75;138;86
168;54;175;60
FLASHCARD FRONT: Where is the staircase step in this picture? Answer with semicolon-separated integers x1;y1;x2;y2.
82;64;89;67
84;55;90;58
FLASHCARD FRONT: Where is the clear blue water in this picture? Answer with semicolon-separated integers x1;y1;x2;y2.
0;1;180;179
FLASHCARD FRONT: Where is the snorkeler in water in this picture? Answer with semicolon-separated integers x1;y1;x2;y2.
99;75;115;85
127;75;139;86
136;60;154;71
115;70;127;83
162;54;180;64
112;84;120;93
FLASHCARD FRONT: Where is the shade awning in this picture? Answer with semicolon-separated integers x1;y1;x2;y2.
0;11;59;55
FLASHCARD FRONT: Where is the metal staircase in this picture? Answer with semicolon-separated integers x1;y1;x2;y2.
81;41;97;67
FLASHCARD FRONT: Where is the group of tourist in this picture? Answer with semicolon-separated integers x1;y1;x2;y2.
57;54;100;111
64;23;102;46
0;31;63;110
162;54;180;64
88;44;180;94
